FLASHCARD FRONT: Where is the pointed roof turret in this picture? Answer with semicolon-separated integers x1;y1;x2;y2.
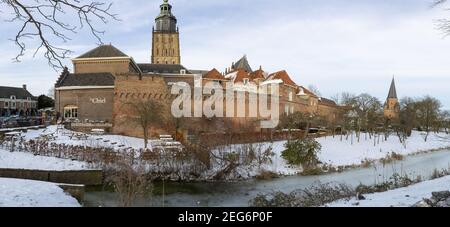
232;55;253;73
387;77;398;99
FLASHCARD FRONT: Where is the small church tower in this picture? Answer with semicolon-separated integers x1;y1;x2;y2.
151;0;181;65
384;77;400;120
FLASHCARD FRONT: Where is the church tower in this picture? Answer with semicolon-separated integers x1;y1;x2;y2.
152;0;181;65
384;77;400;120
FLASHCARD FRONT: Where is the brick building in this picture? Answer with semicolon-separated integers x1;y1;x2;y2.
54;0;343;137
0;85;37;117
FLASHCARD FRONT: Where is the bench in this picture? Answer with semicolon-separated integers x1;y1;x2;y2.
91;129;105;135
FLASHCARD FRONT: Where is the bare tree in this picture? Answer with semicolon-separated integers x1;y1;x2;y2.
440;110;450;134
416;96;442;141
433;0;450;36
351;93;383;141
308;85;321;97
398;97;418;136
1;0;118;69
112;160;152;207
126;99;166;149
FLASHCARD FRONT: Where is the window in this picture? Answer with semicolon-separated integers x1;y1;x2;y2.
10;96;16;109
285;105;290;115
64;105;78;119
289;91;293;102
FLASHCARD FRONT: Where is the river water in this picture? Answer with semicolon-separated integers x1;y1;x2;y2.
84;149;450;207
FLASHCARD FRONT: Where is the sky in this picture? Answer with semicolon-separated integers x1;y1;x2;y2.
0;0;449;109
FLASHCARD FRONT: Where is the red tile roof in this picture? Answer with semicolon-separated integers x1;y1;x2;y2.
250;69;265;81
227;69;251;83
267;70;298;87
204;68;227;80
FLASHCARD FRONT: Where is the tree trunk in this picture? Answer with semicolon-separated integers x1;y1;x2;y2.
143;126;149;149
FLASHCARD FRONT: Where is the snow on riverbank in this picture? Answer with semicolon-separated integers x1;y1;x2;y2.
221;131;450;178
10;125;450;179
0;148;91;171
327;175;450;207
316;131;450;167
0;178;80;207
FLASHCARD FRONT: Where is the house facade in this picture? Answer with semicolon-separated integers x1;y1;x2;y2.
0;85;37;117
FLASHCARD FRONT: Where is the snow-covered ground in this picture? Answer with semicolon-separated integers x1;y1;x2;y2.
316;131;450;167
215;131;450;178
8;126;450;178
0;178;80;207
0;148;91;171
327;175;450;207
22;125;150;150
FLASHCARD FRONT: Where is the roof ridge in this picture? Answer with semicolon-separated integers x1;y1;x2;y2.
76;44;128;59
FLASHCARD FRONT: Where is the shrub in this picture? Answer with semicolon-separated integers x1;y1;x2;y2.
281;139;321;168
249;183;355;207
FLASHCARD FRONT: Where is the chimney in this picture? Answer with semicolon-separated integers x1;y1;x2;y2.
22;84;27;90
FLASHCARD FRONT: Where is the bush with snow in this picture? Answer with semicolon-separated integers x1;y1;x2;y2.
281;139;321;168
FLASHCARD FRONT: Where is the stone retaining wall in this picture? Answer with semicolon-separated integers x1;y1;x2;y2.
58;184;85;203
0;169;103;186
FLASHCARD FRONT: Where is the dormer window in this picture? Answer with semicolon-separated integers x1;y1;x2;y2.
243;78;250;85
180;69;186;75
10;95;16;100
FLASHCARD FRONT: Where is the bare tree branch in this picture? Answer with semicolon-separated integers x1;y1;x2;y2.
432;0;450;37
0;0;119;69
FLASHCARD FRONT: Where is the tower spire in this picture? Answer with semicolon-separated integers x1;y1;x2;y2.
387;76;398;99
